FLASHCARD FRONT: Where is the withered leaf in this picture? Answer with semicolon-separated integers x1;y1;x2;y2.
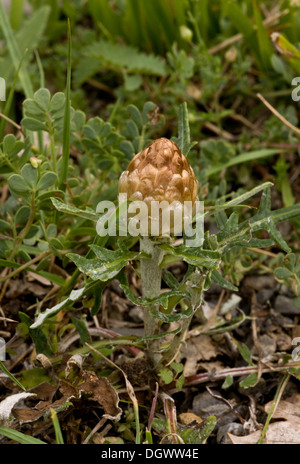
228;394;300;444
59;379;80;400
266;395;300;424
78;370;122;421
0;392;36;421
177;334;219;377
12;366;122;424
13;408;45;422
178;412;202;425
30;382;57;402
13;382;72;423
228;422;300;444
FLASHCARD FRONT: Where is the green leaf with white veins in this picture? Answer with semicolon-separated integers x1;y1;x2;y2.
30;283;98;329
51;197;99;221
159;244;220;269
120;280;187;309
172;102;197;157
217;189;300;254
150;307;192;322
67;247;140;281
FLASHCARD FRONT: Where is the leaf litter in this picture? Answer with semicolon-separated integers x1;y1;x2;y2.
2;258;300;444
228;394;300;444
2;353;122;430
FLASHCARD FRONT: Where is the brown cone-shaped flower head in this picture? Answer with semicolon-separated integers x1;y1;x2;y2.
119;138;198;236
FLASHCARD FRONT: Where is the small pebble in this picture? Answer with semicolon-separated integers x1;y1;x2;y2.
256;288;274;305
243;275;277;291
251;334;276;358
128;306;144;323
192;390;229;419
274;295;300;315
217;422;245;444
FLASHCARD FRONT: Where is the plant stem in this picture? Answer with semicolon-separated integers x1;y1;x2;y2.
176;362;299;392
157;272;207;370
9;192;35;261
0;250;51;283
156;314;192;370
59;18;71;191
139;237;164;367
257;372;290;444
0;192;35;303
138;124;146;153
49;131;57;173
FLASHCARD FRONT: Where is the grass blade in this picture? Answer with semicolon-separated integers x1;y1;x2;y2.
4;5;50;86
0;425;47;444
0;1;34;98
210;181;274;212
50;408;64;444
0;48;27;139
193;0;209;44
223;0;260;65
205;148;281;177
59;18;72;190
9;0;24;30
257;373;290;444
123;0;142;48
253;0;273;69
34;49;45;152
0;361;26;391
87;0;120;36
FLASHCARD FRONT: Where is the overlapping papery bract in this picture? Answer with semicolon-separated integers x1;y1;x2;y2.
118;138;198;236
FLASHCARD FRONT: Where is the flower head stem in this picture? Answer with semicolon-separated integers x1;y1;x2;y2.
139;237;164;366
119;137;198;369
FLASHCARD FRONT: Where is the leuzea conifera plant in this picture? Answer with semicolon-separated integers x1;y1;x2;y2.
118;136;199;365
34;102;300;383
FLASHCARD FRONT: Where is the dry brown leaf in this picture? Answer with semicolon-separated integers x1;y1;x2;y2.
177;334;219;376
13;382;71;423
0;392;36;421
197;361;225;373
30;382;57;401
160;392;178;444
13;367;122;423
12;408;45;423
65;353;83;377
178;412;202;425
5;280;28;298
26;282;49;297
228;394;300;444
292;325;300;340
265;395;300;424
78;370;122;421
228;422;300;444
267;329;292;352
27;271;52;286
